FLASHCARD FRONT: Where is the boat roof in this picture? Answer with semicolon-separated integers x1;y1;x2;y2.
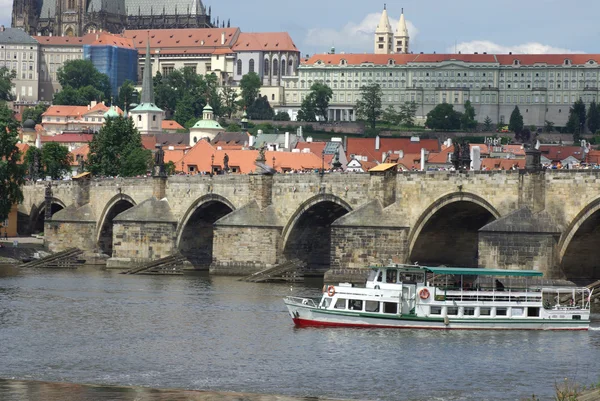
370;265;544;277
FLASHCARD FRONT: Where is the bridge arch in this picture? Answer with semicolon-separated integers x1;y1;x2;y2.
176;194;235;267
31;198;67;234
281;194;352;271
95;194;136;256
558;197;600;283
408;192;500;267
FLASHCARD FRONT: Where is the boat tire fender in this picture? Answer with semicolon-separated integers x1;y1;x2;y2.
419;288;430;300
444;315;449;326
327;285;335;297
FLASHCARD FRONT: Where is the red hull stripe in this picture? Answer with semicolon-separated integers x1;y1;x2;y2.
291;318;588;331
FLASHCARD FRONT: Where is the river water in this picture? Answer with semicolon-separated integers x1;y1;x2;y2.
0;266;599;401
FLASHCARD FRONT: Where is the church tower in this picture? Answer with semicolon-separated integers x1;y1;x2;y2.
394;8;410;54
374;4;393;55
129;38;165;136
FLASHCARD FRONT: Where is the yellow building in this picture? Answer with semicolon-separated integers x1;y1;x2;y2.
1;204;18;238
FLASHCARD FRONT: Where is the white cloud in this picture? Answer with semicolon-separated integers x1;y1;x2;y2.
303;13;418;54
450;40;584;55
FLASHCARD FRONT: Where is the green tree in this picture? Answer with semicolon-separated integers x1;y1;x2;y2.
399;101;418;127
41;142;72;180
572;98;587;133
248;95;274;120
239;72;262;111
382;105;401;125
483;116;493;132
220;86;238;119
273;111;291;121
24;146;43;180
165;161;176;176
153;71;179;117
57;59;111;100
88;116;150;177
22;104;49;124
587;100;600;134
0;106;25;222
306;82;333;121
0;67;16;101
174;92;198;127
226;123;241;132
544;120;555;133
461;100;477;131
53;86;88;106
508;106;524;133
116;80;136;111
297;94;317;122
355;84;383;129
425;103;462;130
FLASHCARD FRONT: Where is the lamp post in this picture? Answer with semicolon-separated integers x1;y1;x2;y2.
272;156;276;169
210;154;215;176
321;150;325;177
181;160;184;175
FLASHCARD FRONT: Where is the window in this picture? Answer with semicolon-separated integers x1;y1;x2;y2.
496;308;507;316
152;115;156;121
480;308;491;316
385;269;397;283
447;307;458;315
236;59;242;75
349;300;363;311
272;59;279;76
138;116;142;121
430;306;442;315
249;59;255;73
464;307;475;316
383;302;397;314
365;301;379;313
334;299;346;309
271;94;275;101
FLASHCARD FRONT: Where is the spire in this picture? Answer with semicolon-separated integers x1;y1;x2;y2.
141;34;154;104
396;8;409;37
376;4;392;34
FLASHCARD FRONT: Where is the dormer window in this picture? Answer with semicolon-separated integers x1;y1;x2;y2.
340;59;347;66
388;59;395;66
513;59;520;66
564;59;572;66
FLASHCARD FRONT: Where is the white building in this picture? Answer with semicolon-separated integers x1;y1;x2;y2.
0;26;39;102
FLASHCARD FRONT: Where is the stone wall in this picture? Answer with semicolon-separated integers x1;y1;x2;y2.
111;221;177;265
45;221;96;253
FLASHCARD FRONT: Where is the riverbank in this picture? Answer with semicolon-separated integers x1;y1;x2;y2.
0;379;343;401
0;237;44;264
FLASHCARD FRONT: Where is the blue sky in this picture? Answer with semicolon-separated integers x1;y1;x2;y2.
5;0;600;55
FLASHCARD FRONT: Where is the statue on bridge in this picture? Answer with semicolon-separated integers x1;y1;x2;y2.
153;144;166;178
451;140;471;171
44;182;53;221
223;153;229;173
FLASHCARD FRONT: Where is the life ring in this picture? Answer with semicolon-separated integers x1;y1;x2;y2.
327;285;335;297
419;288;430;300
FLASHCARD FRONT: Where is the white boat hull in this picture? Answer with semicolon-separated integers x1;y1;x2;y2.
284;301;589;331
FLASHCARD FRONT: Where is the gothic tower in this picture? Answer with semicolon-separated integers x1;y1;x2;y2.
11;0;38;35
394;8;410;54
374;4;393;55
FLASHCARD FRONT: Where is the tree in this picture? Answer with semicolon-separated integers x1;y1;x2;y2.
461;100;477;131
53;86;88;106
116;80;136;111
57;59;111;100
572;98;587;133
355;84;383;129
22;104;49;124
88;116;150;177
165;161;177;176
544;120;555;133
515;127;532;144
508;106;524;134
41;142;72;180
174;93;198;127
220;86;238;119
248;95;274;120
483;116;493;132
239;72;262;110
399;101;418;127
226;123;241;132
425;103;462;130
0;67;16;101
587;100;600;134
24;146;43;180
273;111;291;121
382;105;401;125
307;82;333;121
0;106;25;222
297;94;317;122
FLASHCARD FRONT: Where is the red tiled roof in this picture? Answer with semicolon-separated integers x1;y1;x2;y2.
162;120;184;130
302;53;600;67
69;144;89;165
427;146;454;164
481;158;525;170
41;133;93;143
42;103;112;118
539;145;584;162
141;135;157;150
346;137;440;163
232;32;298;52
16;143;29;163
124;28;240;55
33;32;134;49
295;142;326;154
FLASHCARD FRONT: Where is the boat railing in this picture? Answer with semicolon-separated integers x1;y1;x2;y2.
284;296;319;308
434;287;543;303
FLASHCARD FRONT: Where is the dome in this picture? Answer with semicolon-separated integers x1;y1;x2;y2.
191;119;223;130
103;106;120;119
203;104;214;112
23;119;36;129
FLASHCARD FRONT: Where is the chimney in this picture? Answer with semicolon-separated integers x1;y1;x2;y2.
221;32;225;45
470;146;481;171
306;136;313;143
248;135;255;147
284;132;290;149
398;150;404;159
382;152;386;163
375;135;380;151
420;148;427;171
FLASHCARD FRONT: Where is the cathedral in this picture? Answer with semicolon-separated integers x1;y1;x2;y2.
374;5;410;55
11;0;219;36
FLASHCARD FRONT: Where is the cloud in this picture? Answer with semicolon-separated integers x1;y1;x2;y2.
303;13;418;54
450;40;585;55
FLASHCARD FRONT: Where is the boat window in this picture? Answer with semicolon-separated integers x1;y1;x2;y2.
512;308;524;317
480;308;491;316
349;300;363;311
385;269;397;283
334;299;347;309
367;270;378;281
464;307;475;316
401;273;424;284
365;301;380;313
383;302;398;314
321;298;331;308
572;315;581;320
527;307;539;317
496;308;507;316
447;307;458;316
377;271;383;282
430;306;442;315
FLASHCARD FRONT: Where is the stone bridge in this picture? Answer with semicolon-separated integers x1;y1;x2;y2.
19;170;600;283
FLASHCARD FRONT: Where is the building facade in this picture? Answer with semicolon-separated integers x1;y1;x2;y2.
281;53;600;127
0;27;40;102
374;6;410;55
12;0;215;36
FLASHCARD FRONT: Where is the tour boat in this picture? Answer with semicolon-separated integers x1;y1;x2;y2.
284;265;592;330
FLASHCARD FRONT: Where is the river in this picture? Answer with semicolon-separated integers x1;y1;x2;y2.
0;266;599;401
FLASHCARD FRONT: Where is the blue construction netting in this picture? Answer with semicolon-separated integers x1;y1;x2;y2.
83;45;138;98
